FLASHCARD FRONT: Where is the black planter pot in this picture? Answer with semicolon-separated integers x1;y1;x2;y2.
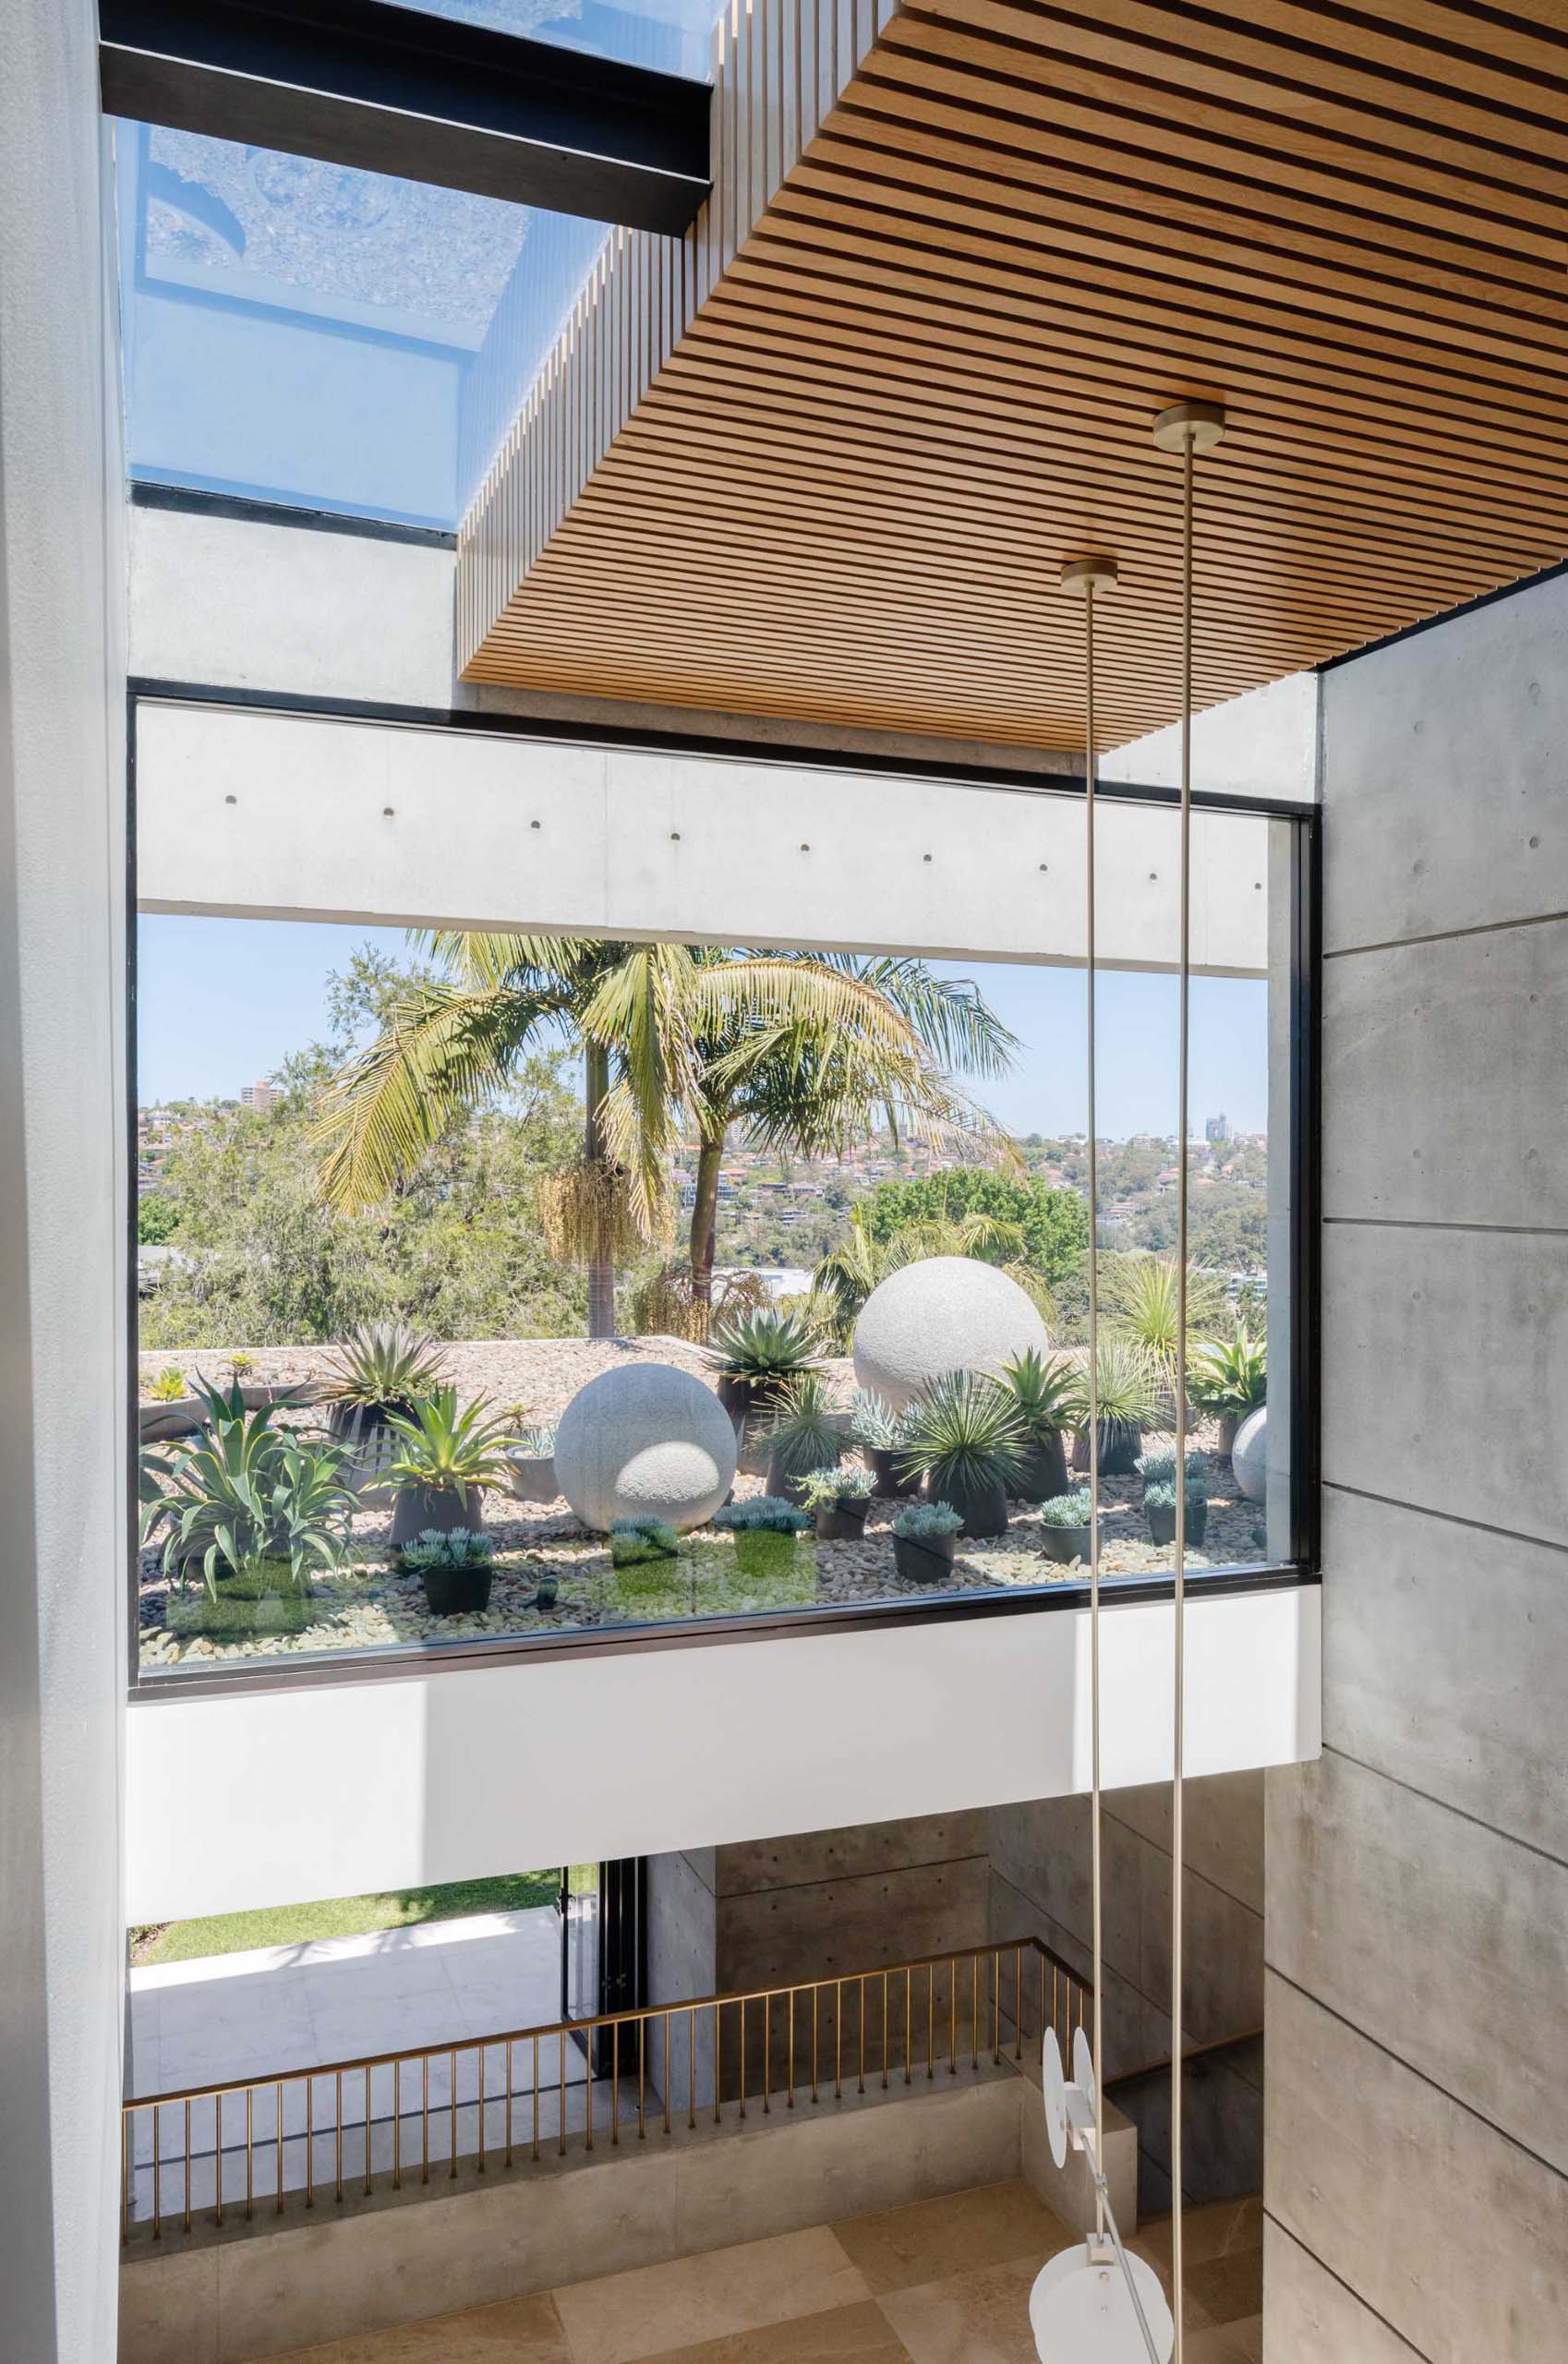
1071;1421;1144;1478
766;1448;833;1508
1016;1432;1069;1503
421;1563;494;1617
869;1447;922;1499
893;1533;957;1586
390;1482;486;1550
716;1372;761;1431
1040;1523;1093;1565
1147;1498;1209;1550
926;1471;1008;1539
815;1498;871;1542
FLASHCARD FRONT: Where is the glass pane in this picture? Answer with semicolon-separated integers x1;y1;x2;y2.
132;772;1300;1683
405;0;726;81
115;119;609;525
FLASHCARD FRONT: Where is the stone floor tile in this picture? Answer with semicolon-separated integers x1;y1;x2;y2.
1226;2311;1263;2361
874;2255;1042;2364
642;2305;911;2364
270;2290;572;2359
552;2227;871;2364
830;2179;1068;2295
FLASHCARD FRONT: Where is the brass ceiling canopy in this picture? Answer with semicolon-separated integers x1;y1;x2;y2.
459;0;1568;751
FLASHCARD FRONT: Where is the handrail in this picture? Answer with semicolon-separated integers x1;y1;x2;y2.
121;1934;1089;2245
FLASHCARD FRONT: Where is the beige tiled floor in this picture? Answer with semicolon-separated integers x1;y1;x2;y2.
272;2183;1263;2364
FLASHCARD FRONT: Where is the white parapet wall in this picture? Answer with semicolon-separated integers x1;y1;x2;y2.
133;698;1272;974
127;1584;1319;1924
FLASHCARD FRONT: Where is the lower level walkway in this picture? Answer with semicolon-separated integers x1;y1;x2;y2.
263;2181;1263;2364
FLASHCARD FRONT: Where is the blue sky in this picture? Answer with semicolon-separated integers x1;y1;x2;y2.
136;915;1269;1139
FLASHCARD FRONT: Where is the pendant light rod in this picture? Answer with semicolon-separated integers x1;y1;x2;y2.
1059;549;1117;2235
1150;398;1225;2364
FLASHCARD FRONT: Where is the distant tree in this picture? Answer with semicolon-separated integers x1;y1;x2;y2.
855;1167;1089;1294
137;1194;180;1245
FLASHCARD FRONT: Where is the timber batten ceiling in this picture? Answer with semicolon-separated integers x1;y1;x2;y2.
458;0;1568;750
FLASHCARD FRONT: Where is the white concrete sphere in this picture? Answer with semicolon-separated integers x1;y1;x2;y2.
1232;1405;1268;1504
554;1364;737;1534
851;1256;1049;1411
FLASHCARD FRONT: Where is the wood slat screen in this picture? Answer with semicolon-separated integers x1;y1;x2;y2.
458;0;1568;750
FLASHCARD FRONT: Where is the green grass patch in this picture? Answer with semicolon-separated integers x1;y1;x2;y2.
132;1869;561;1967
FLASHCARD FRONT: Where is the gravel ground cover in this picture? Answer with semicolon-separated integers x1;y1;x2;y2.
138;1338;1268;1671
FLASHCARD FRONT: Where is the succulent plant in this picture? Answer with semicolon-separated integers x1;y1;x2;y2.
1142;1478;1208;1513
766;1372;844;1484
1038;1490;1095;1529
895;1370;1027;1495
382;1388;514;1490
147;1368;187;1403
1187;1328;1267;1416
847;1387;903;1450
399;1527;495;1573
998;1346;1083;1437
713;1496;812;1536
892;1500;963;1540
704;1306;826;1384
1136;1448;1209;1490
609;1516;681;1565
322;1322;450;1413
795;1462;875;1510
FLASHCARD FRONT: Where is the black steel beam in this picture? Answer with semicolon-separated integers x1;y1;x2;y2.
99;0;712;235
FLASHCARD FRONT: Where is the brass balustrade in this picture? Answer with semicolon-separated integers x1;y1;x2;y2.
121;1936;1088;2244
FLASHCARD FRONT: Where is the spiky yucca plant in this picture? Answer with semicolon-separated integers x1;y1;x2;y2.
322;1322;450;1417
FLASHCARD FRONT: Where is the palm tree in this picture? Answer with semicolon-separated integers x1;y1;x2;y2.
311;935;1018;1340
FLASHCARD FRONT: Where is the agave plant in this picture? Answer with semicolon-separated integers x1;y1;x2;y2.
146;1367;187;1403
321;1323;451;1421
706;1305;826;1384
139;1379;355;1598
896;1369;1026;1538
998;1346;1082;1503
382;1388;515;1492
1186;1327;1267;1417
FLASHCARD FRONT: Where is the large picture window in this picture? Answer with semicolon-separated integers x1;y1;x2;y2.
130;708;1314;1685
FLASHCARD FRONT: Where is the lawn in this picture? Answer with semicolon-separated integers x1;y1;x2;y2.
131;1868;562;1966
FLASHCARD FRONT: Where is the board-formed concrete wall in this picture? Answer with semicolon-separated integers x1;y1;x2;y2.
1266;573;1568;2359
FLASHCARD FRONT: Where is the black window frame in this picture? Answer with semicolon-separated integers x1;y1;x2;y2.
125;675;1321;1702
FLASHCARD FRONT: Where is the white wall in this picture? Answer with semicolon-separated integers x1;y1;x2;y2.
128;504;457;708
127;1586;1319;1923
0;10;127;2360
134;701;1272;974
1102;672;1319;805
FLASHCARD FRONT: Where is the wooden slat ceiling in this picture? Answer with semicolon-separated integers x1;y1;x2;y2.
459;0;1568;751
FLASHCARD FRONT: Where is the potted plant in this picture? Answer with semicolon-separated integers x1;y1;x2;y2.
797;1461;875;1541
713;1495;812;1581
139;1379;356;1635
609;1516;682;1568
504;1420;559;1505
704;1307;826;1437
848;1388;922;1497
765;1372;844;1505
897;1369;1026;1539
1069;1339;1161;1478
1038;1490;1096;1566
1135;1447;1208;1495
321;1323;451;1496
891;1499;963;1585
1144;1478;1210;1550
1186;1328;1266;1455
382;1387;514;1548
998;1346;1080;1502
400;1526;495;1616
